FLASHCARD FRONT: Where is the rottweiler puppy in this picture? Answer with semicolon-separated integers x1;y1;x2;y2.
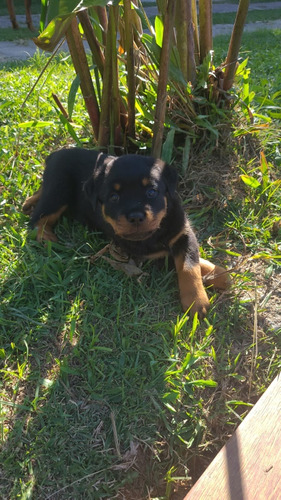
23;148;229;317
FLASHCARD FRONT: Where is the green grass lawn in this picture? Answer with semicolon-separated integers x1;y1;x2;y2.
0;30;280;499
0;27;39;41
0;0;280;42
213;8;281;26
215;29;281;94
0;0;41;16
217;0;280;3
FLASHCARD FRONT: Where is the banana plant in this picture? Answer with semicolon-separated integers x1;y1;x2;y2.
34;0;250;158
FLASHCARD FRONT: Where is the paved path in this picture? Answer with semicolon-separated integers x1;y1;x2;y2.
1;1;281;63
144;1;281;17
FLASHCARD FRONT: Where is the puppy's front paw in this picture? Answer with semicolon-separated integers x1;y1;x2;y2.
36;227;58;243
22;199;34;215
181;288;210;318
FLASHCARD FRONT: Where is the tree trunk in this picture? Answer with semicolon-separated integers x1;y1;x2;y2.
65;17;100;140
198;0;212;63
152;0;175;158
223;0;250;91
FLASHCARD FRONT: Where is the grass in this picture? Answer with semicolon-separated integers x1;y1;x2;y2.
213;9;281;26
0;29;281;499
142;0;281;4
0;0;41;16
0;27;39;41
0;0;280;43
0;0;40;41
218;0;280;3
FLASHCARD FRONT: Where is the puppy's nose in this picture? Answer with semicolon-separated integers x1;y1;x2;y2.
128;211;145;224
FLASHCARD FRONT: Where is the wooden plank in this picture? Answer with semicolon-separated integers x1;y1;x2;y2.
184;374;281;500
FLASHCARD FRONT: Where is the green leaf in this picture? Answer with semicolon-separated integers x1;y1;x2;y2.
252;113;272;123
236;57;249;75
163;402;177;413
162;128;175;163
182;136;190;174
240;174;261;189
250;252;281;260
41;378;55;388
227;400;253;407
36;0;112;51
185;379;217;387
68;74;81;119
40;0;49;33
47;0;110;23
260;151;269;189
155;15;164;48
162;390;180;403
55;111;82;145
272;90;281;100
181;352;208;372
60;365;79;374
223;249;242;257
210;345;216;362
47;0;81;21
196;117;219;138
90;346;113;352
18;121;53;128
266;108;281;119
34;16;74;51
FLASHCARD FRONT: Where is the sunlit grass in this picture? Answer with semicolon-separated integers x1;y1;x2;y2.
213;9;281;26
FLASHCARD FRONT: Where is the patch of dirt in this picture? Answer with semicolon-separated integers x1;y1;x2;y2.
174;126;280;329
240;259;281;333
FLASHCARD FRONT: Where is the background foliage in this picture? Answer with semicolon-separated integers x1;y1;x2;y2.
31;0;250;157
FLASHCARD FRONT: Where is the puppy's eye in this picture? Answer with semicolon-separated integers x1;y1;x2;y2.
146;187;158;199
110;193;119;203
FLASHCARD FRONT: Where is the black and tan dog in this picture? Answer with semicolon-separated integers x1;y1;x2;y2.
23;148;229;317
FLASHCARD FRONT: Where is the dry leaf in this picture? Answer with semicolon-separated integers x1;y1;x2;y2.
102;256;143;276
89;244;111;263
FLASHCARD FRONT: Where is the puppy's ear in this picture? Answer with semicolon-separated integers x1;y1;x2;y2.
84;153;114;207
162;162;178;197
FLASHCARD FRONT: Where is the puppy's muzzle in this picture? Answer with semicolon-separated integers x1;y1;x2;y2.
127;211;146;225
122;210;155;240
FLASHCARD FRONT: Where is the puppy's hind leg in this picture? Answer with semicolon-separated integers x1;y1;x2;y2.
30;188;69;243
22;187;42;215
35;205;68;243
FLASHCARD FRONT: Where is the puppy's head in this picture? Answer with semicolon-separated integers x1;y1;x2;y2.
85;154;177;241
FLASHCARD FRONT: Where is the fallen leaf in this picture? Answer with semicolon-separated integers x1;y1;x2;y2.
102;256;143;276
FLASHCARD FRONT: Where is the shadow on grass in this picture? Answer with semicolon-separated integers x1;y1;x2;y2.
1;209;279;499
0;224;195;499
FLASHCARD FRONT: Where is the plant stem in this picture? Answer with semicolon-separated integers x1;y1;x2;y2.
175;0;196;85
98;7;121;149
223;0;250;91
192;0;200;65
123;0;136;139
78;10;105;77
152;0;175;158
198;0;212;63
65;17;100;140
95;6;108;45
